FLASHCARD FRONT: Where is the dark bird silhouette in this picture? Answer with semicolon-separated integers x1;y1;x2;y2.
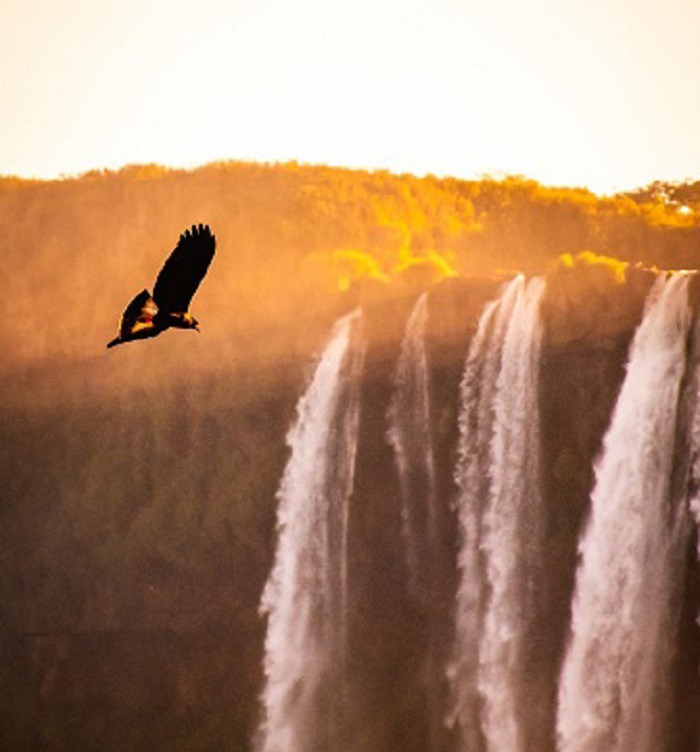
107;224;216;348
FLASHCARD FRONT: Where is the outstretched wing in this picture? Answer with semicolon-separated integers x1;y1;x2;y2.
153;224;216;313
108;289;158;347
120;289;158;338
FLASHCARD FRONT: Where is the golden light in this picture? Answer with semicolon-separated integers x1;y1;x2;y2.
1;0;699;192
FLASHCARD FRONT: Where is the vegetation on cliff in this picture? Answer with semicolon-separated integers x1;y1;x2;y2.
2;159;698;370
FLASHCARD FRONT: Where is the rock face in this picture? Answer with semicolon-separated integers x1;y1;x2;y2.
1;265;698;752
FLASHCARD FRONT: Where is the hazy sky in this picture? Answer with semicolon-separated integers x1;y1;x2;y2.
2;0;699;193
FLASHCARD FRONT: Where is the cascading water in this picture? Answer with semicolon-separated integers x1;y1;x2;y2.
689;324;700;581
557;274;694;752
386;292;438;601
386;292;443;752
256;310;365;752
448;278;520;752
449;275;546;752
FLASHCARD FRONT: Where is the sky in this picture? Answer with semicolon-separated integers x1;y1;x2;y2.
2;0;700;194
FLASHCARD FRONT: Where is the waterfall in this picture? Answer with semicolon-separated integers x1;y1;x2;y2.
689;324;700;574
256;310;365;752
386;292;443;752
387;292;438;601
449;275;546;752
448;277;521;751
557;274;694;752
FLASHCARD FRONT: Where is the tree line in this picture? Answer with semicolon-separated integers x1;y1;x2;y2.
1;160;698;367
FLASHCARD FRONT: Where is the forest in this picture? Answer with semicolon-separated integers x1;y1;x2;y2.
1;161;698;752
2;159;699;373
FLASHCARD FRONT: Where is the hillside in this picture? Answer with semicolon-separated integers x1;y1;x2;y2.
2;161;700;373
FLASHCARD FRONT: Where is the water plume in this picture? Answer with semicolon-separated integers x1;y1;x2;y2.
449;275;546;752
256;310;365;752
557;274;694;752
387;292;438;601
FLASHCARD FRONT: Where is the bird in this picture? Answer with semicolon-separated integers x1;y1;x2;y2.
107;223;216;348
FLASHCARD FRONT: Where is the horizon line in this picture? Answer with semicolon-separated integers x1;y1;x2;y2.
1;156;697;199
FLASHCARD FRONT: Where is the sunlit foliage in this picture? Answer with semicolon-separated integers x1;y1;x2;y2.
554;250;628;285
307;249;388;291
543;250;648;347
392;252;458;288
0;160;698;367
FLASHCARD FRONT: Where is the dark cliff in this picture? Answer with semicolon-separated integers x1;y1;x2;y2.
2;259;698;752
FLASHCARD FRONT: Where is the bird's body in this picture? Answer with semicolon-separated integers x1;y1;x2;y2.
107;224;215;348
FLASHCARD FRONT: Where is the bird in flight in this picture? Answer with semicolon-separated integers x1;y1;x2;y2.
107;224;216;348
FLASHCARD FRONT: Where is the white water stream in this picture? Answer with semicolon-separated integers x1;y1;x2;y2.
256;310;365;752
450;275;546;752
557;274;693;752
387;292;438;601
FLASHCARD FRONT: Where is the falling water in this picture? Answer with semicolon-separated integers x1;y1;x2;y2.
449;275;546;752
386;292;443;752
256;310;365;752
448;277;520;751
689;323;700;575
478;275;546;752
387;293;438;600
557;274;693;752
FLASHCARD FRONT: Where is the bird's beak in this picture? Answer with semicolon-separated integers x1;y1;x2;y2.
195;324;200;333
